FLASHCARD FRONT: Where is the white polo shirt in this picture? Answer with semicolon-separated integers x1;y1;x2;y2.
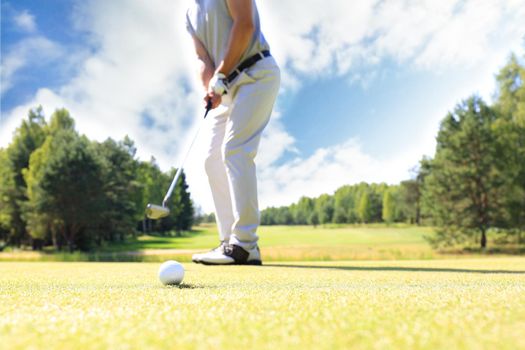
185;0;270;69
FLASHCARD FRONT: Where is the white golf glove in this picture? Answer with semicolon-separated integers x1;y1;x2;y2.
209;72;228;95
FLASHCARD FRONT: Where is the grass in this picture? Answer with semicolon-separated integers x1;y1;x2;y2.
1;258;524;349
0;224;440;262
1;224;521;262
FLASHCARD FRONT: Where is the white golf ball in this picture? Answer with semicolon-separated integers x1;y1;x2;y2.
158;260;185;285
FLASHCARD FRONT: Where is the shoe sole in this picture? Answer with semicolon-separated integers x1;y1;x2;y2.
199;260;263;266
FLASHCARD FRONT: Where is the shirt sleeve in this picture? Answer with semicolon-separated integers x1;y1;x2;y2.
185;9;196;36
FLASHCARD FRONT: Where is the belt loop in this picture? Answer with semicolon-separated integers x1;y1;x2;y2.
235;68;241;76
258;52;264;60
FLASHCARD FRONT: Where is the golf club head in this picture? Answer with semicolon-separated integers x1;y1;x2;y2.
145;204;170;220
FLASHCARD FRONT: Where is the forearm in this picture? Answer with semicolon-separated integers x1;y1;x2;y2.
216;21;254;76
189;33;216;92
198;58;215;92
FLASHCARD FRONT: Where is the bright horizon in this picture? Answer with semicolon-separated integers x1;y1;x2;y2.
1;0;524;212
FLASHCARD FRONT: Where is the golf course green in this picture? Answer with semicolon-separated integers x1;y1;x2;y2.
0;224;465;262
1;226;524;349
1;259;524;349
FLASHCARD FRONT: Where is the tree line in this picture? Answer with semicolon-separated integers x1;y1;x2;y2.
261;180;421;227
262;53;525;249
0;109;194;251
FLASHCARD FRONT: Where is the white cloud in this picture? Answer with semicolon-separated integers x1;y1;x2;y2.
0;36;63;96
13;10;37;33
1;1;199;157
257;138;421;208
1;0;524;212
259;0;525;80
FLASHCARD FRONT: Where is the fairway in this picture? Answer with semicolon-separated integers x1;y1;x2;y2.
0;225;442;262
1;259;524;350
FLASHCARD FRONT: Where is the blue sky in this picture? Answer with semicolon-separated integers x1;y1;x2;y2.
1;0;524;211
2;1;80;107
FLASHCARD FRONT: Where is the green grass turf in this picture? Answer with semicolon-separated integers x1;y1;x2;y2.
102;224;438;261
109;224;432;250
0;224;517;262
1;259;524;349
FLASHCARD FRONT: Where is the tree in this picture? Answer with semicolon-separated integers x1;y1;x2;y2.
333;186;355;223
315;194;334;225
422;96;505;248
0;148;12;243
493;53;525;242
368;183;387;222
168;169;194;233
1;107;202;250
135;158;166;233
260;207;276;225
135;159;194;234
358;189;371;224
382;189;396;224
25;128;106;251
399;179;421;225
308;211;319;228
292;197;314;225
0;107;47;246
93;137;140;243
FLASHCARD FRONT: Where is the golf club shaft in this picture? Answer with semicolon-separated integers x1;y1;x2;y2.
162;101;212;207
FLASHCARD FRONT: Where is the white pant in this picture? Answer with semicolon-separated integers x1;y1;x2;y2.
205;56;280;249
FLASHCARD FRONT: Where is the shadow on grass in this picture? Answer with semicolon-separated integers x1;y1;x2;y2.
162;283;211;289
146;228;207;239
456;246;525;255
263;264;525;274
86;229;210;254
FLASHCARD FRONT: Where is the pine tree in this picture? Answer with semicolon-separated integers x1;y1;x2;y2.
423;96;505;248
493;54;525;241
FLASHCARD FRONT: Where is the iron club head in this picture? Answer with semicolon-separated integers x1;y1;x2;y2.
145;204;170;220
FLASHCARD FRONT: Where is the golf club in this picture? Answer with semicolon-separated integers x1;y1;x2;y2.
145;100;212;220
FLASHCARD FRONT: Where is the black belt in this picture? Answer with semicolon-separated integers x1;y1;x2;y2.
226;50;271;84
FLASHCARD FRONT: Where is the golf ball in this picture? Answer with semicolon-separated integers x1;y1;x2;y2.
158;260;185;285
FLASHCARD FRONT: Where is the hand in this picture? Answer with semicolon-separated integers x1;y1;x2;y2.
204;91;222;110
208;72;228;95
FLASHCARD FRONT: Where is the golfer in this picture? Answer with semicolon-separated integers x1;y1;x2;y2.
187;0;280;265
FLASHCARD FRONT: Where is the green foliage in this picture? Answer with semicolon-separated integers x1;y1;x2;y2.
261;182;413;226
25;127;107;251
134;159;194;234
1;108;195;251
422;96;506;248
493;53;525;236
293;197;314;224
93;138;141;243
495;54;525;124
163;170;194;233
0;148;12;242
0;107;47;246
421;52;524;248
333;186;355;223
382;188;396;224
308;211;319;227
197;212;216;224
315;194;334;224
399;179;421;224
358;189;371;223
